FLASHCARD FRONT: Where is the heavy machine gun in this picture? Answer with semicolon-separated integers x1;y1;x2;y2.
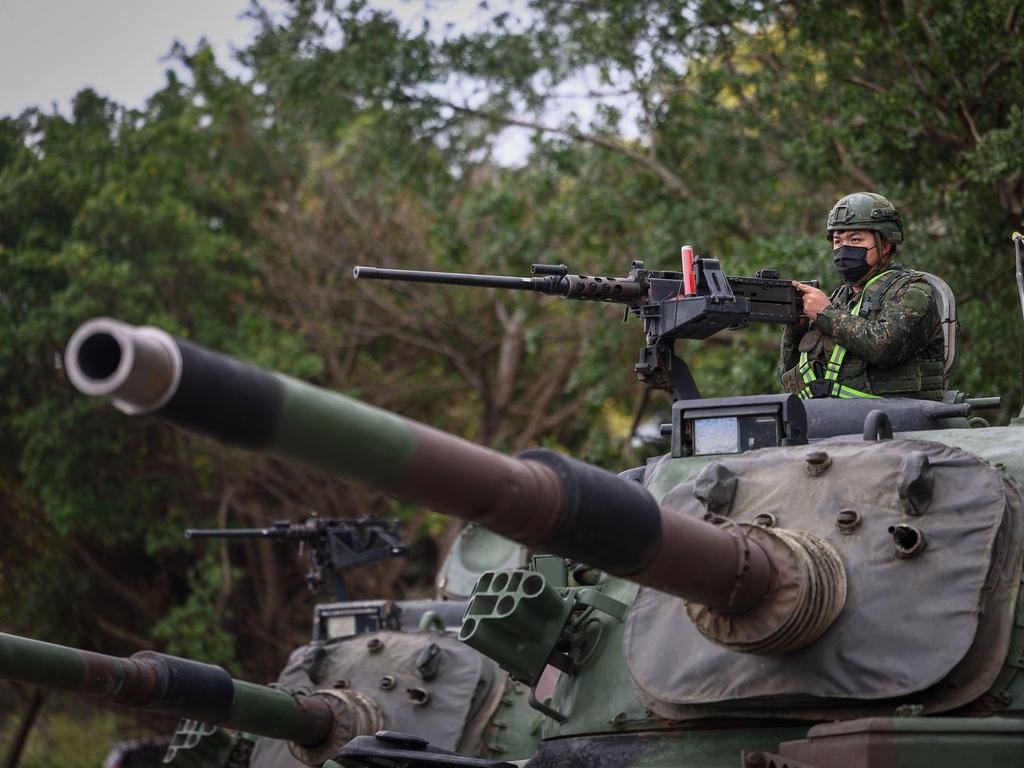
186;516;408;601
354;257;816;399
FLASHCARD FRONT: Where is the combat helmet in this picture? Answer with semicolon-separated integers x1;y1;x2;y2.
826;192;904;245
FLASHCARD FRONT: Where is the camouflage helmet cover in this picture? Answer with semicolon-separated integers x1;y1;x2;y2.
826;192;904;245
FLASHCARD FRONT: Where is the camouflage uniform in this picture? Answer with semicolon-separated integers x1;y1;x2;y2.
779;264;946;400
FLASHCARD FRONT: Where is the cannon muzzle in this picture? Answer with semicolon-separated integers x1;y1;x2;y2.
66;319;846;649
0;632;380;764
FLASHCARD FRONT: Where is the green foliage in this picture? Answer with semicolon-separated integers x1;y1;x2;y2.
3;0;1023;701
0;700;155;768
152;555;238;672
0;57;305;666
420;0;1023;403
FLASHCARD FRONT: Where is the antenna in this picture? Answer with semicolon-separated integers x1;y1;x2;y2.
1013;232;1024;327
1013;233;1024;418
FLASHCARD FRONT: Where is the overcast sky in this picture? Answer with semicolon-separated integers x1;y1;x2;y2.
0;0;496;118
0;1;620;166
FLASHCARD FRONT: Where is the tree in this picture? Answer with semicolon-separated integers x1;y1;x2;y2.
4;0;1023;698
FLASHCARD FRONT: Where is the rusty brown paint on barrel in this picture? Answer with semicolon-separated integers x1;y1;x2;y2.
400;422;566;545
636;508;773;613
399;422;772;611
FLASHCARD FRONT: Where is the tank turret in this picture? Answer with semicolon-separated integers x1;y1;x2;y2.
63;318;1024;767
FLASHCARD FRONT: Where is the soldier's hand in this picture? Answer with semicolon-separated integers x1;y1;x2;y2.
792;281;830;321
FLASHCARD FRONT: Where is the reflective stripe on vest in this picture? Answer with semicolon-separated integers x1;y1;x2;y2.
798;270;891;400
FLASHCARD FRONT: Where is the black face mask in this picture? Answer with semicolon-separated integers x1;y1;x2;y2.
833;244;872;283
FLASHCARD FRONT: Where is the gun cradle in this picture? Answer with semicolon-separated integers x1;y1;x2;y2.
640;294;753;341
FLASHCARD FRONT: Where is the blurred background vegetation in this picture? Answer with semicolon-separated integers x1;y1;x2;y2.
2;0;1024;759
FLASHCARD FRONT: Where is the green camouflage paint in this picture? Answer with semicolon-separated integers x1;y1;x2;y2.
0;632;88;691
271;372;417;486
227;680;308;740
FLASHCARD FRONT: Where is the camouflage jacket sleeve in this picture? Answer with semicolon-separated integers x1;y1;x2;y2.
814;280;937;368
778;323;806;382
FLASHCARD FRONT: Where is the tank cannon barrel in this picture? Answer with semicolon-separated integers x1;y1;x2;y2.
0;632;379;755
66;318;779;614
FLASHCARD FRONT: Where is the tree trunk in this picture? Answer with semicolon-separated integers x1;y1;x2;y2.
3;687;46;768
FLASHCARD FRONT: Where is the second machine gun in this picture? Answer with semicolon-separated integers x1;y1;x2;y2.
185;516;408;602
353;255;816;400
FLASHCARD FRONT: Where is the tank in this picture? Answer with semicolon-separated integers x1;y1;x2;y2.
0;593;536;768
177;512;534;768
55;315;1024;767
0;631;375;766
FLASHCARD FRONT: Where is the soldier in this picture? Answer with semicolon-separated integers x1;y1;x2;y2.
780;192;946;400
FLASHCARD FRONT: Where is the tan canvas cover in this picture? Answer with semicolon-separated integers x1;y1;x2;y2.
625;440;1024;719
250;630;505;767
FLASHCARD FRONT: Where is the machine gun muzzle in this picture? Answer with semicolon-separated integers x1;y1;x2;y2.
0;632;380;765
66;318;846;648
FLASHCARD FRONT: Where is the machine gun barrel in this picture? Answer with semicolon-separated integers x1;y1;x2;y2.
185;519;405;553
66;318;776;614
354;265;647;304
185;526;286;539
0;632;375;753
353;266;559;293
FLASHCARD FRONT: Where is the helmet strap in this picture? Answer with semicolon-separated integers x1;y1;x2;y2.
875;232;893;267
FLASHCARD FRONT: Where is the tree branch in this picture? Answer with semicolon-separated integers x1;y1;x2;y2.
423;95;694;202
214;484;236;622
878;0;951;115
913;6;981;144
71;541;161;621
846;76;888;96
95;616;153;649
831;136;880;190
2;687;46;768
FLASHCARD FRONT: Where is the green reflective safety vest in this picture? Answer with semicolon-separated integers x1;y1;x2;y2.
781;267;946;401
797;271;890;400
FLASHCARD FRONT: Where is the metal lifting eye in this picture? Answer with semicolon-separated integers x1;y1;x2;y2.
805;451;831;476
863;410;893;442
836;509;862;534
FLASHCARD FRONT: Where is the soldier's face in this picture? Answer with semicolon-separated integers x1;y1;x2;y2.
832;230;888;264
